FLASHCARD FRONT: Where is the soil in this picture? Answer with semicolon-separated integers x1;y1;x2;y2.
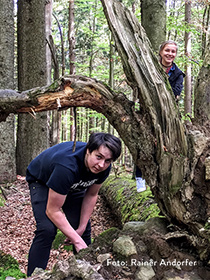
0;176;120;275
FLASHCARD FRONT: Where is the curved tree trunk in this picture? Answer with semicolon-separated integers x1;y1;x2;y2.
0;0;209;261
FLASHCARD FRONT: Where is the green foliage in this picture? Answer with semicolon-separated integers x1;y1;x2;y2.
204;218;210;230
167;1;206;78
0;251;26;279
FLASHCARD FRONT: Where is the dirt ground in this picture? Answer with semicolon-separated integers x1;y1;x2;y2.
0;176;120;275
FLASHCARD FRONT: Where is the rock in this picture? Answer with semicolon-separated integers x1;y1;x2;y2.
135;266;155;280
97;253;112;264
204;156;210;180
123;221;145;232
113;235;137;257
162;269;203;280
74;259;105;280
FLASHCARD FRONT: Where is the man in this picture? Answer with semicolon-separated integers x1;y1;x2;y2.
26;132;121;276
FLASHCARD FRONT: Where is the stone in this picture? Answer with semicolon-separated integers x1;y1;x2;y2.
123;221;145;232
97;253;112;263
113;235;137;257
135;266;155;280
205;156;210;180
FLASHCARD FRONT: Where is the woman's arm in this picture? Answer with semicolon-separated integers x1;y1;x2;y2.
171;74;184;97
46;188;88;252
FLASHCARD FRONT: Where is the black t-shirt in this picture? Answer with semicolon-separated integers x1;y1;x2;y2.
26;141;111;195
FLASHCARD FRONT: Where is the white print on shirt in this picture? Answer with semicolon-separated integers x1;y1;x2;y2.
71;179;98;190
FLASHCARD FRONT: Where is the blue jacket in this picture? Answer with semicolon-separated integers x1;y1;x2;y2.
168;63;185;97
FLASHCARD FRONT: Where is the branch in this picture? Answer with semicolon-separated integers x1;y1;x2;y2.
0;75;115;121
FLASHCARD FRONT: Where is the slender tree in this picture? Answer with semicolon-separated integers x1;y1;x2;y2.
50;12;62;146
202;3;210;57
69;0;76;75
46;0;53;84
184;1;192;120
194;35;210;125
69;0;76;141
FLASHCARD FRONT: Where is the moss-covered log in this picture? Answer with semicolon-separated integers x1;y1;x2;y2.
100;176;160;225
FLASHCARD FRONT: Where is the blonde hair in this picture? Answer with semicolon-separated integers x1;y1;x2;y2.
159;40;178;55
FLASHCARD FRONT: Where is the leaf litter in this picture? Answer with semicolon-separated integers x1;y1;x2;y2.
0;176;119;274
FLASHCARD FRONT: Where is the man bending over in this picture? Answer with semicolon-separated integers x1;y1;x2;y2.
26;132;121;276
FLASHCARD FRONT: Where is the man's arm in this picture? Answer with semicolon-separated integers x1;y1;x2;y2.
46;188;88;252
76;183;102;236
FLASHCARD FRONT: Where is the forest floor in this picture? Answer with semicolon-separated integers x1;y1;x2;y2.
0;176;120;275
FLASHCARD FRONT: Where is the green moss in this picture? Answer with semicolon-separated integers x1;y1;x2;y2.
101;176;161;225
0;195;5;207
170;182;182;195
0;250;26;279
52;230;73;252
94;227;120;247
97;227;119;240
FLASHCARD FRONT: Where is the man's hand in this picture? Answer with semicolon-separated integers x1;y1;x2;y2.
46;188;88;252
64;236;87;252
74;240;88;252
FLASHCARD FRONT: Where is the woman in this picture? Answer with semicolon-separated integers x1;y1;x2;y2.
135;41;185;193
159;40;185;100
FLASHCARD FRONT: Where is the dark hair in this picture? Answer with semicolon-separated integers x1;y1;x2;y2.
86;132;121;162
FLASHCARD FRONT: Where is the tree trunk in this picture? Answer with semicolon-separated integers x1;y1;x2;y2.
109;33;114;89
69;0;76;75
184;2;192;120
0;0;16;182
50;110;61;146
69;0;76;142
45;0;53;84
141;0;166;53
194;36;210;126
101;0;209;260
0;0;209;261
16;0;49;175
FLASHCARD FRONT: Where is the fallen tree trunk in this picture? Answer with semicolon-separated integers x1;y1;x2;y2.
100;176;160;225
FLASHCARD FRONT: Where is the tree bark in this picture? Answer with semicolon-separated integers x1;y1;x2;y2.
184;2;192;120
16;0;49;175
0;0;16;182
141;0;166;53
69;0;76;75
194;36;210;126
0;0;209;261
